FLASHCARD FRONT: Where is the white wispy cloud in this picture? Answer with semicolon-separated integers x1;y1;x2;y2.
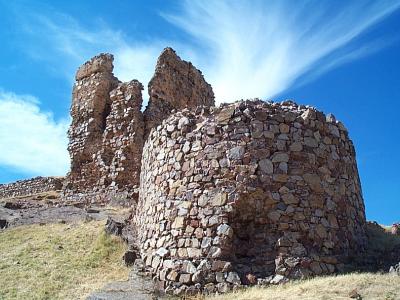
16;1;400;104
0;90;69;176
165;0;400;102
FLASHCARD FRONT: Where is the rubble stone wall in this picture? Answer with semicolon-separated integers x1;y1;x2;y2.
134;99;367;294
63;48;214;206
62;54;144;206
0;176;64;199
144;48;214;138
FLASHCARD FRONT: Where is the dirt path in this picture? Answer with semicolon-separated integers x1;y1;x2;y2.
87;270;160;300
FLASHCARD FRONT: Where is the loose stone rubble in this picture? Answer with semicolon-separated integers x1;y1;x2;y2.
134;99;367;294
0;176;64;199
63;48;214;207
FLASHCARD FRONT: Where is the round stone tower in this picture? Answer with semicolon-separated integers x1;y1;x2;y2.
134;99;366;294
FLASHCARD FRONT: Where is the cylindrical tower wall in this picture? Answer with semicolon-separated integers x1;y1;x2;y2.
134;100;366;293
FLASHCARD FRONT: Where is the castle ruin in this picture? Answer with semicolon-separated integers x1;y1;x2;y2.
62;48;214;206
0;48;367;294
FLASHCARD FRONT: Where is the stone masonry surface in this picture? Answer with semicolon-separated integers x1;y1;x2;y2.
134;99;367;294
144;47;215;138
0;176;64;199
62;53;123;205
63;48;214;207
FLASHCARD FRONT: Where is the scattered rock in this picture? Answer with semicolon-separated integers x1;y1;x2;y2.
245;273;257;285
391;223;400;235
389;262;400;275
4;202;23;210
226;272;241;284
0;219;8;229
270;274;287;284
349;288;362;299
86;208;100;214
123;250;137;266
105;217;125;236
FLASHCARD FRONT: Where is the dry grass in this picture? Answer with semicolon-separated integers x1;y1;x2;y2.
0;220;129;300
201;273;400;300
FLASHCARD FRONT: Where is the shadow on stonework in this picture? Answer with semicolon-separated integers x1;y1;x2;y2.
230;191;277;280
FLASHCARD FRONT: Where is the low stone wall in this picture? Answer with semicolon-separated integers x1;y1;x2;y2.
134;99;367;294
0;176;64;199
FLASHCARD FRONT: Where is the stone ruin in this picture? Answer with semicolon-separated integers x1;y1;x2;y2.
0;176;64;199
144;47;214;138
134;100;367;293
62;48;214;206
0;47;368;294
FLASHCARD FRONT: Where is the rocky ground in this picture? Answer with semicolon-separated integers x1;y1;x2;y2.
87;264;160;300
0;191;130;229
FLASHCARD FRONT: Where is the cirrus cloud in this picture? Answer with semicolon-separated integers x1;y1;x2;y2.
12;0;400;104
165;0;400;102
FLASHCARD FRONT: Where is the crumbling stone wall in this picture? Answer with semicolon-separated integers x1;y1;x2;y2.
63;48;214;206
94;80;145;204
134;99;367;294
144;48;214;138
63;54;144;206
0;176;64;199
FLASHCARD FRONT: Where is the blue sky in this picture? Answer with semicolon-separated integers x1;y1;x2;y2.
0;0;399;224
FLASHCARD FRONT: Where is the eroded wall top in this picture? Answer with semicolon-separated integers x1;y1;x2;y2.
144;48;215;137
75;53;114;80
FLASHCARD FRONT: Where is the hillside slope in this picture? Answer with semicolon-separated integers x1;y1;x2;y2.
0;220;128;300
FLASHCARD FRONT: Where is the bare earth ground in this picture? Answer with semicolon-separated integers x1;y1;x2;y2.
0;191;132;228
